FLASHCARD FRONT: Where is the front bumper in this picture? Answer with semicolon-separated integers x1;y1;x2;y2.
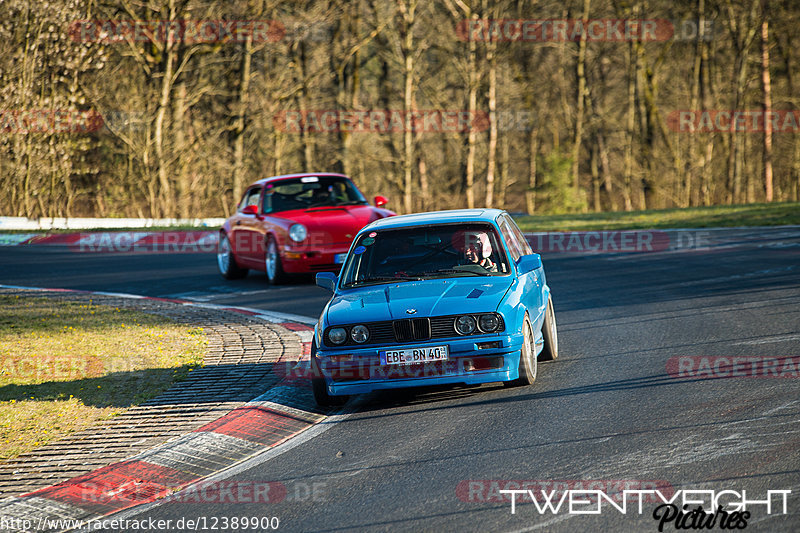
316;334;524;396
281;245;350;274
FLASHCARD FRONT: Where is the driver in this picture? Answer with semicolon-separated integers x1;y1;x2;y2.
310;186;332;205
464;232;497;272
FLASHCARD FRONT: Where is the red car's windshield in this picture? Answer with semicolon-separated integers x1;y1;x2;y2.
263;176;367;213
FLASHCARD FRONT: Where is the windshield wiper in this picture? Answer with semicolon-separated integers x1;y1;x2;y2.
427;268;493;277
345;275;423;287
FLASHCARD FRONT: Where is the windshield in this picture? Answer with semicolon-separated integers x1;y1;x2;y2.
263;176;367;213
340;223;510;288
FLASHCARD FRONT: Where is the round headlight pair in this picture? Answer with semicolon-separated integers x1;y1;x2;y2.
454;314;500;335
327;325;370;345
289;223;307;242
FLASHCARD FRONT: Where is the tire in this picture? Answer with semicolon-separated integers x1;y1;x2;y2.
505;315;537;387
265;236;287;285
538;296;559;361
311;339;348;407
217;233;248;280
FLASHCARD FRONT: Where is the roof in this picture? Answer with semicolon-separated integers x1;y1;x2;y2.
253;172;348;186
364;209;506;231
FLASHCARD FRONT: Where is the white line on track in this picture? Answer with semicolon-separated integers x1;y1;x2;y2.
735;333;800;345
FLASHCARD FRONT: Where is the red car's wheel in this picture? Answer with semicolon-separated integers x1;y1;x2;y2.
265;236;287;285
217;233;248;280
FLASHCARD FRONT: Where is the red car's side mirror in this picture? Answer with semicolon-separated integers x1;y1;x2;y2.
241;205;259;215
374;195;388;208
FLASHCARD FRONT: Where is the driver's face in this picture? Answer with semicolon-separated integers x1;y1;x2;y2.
465;243;481;262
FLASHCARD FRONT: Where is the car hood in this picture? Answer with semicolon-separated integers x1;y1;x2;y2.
276;205;384;244
326;277;514;325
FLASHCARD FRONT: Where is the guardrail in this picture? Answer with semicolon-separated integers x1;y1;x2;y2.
0;217;226;230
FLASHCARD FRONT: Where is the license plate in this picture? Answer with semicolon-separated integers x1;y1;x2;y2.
379;345;449;366
334;253;347;264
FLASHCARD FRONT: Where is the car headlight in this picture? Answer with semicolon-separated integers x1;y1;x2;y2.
328;327;347;345
479;314;499;332
454;315;477;335
350;324;370;343
289;223;307;242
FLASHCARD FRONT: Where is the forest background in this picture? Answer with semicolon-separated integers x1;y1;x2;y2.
1;0;797;219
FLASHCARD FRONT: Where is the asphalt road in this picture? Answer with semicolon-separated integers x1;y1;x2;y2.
2;227;799;532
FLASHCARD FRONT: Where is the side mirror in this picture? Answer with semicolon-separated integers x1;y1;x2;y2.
516;253;542;274
374;195;388;208
241;205;258;215
316;272;338;292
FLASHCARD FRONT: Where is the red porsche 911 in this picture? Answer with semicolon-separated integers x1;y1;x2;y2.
217;173;394;284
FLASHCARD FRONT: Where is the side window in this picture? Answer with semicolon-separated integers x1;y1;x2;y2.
498;220;522;262
239;188;261;212
506;215;533;255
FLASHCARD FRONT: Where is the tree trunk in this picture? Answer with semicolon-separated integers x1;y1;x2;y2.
154;0;177;217
526;127;539;215
418;155;428;211
399;0;417;214
232;32;253;209
484;0;498;208
590;144;601;212
597;130;616;211
174;81;189;218
571;0;591;198
724;0;759;204
623;34;635;211
465;21;478;209
760;10;773;202
498;135;510;209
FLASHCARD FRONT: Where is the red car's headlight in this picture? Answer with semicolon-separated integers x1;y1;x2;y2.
289;223;307;242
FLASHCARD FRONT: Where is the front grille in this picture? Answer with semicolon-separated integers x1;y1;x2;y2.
393;318;431;342
323;314;504;347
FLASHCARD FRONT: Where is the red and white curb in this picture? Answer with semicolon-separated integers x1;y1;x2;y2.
0;285;330;533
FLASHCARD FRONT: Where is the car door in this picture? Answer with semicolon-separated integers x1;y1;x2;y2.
499;215;545;325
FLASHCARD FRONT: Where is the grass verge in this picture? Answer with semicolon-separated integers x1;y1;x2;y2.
513;202;800;231
0;295;206;462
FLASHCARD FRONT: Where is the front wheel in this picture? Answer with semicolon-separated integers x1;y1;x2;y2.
217;233;248;280
538;296;558;361
505;315;537;387
265;236;287;285
311;341;348;407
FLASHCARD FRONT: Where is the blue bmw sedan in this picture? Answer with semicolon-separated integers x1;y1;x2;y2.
311;209;558;406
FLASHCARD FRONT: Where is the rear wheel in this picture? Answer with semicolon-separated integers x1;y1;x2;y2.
311;340;348;407
265;236;287;285
505;315;537;387
538;296;559;361
217;233;248;279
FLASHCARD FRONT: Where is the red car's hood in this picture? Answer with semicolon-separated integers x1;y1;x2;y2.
275;205;386;244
